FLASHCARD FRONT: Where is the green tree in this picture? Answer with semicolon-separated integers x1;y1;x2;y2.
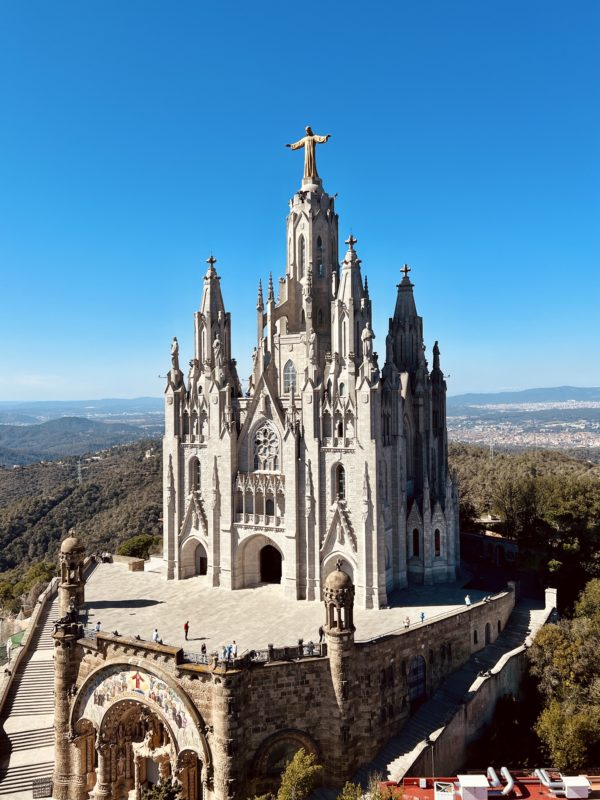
529;579;600;768
141;776;182;800
117;534;160;560
337;782;364;800
276;748;323;800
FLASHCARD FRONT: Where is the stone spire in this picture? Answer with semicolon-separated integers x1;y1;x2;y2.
256;278;264;311
332;234;371;362
389;263;425;376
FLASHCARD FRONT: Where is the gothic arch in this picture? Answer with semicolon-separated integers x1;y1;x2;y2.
70;661;212;772
321;552;355;586
236;533;284;588
251;729;320;791
181;536;208;578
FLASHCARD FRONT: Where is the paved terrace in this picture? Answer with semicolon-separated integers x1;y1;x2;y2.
82;560;490;655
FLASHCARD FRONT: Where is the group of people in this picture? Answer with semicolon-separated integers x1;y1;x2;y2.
218;641;238;662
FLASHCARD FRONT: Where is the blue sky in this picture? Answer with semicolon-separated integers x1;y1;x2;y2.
1;1;598;400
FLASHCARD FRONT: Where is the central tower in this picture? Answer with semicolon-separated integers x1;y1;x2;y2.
162;130;460;608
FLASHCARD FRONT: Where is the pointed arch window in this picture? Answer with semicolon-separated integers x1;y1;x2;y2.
253;423;279;471
316;236;324;277
339;382;345;397
434;529;441;557
298;235;306;278
412;528;420;558
336;464;346;500
283;360;297;393
189;457;200;492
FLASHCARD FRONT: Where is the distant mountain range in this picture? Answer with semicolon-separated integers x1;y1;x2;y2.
447;386;600;406
0;417;154;467
0;389;597;465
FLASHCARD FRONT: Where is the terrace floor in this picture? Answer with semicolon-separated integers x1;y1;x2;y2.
82;559;491;656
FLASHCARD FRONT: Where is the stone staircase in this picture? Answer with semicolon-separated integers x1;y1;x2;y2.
353;598;550;787
0;596;58;798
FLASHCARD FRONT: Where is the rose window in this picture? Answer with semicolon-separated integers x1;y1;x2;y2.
254;424;279;471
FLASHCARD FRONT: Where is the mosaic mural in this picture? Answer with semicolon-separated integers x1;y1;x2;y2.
76;665;203;753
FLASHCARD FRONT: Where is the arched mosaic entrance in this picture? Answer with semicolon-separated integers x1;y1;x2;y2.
72;664;210;800
260;544;282;583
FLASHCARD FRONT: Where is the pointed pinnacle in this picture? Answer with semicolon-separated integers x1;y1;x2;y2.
267;272;275;302
257;279;264;310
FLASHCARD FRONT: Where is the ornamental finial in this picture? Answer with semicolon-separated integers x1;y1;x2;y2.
335;557;343;571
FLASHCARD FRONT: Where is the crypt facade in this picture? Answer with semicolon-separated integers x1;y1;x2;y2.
162;131;460;609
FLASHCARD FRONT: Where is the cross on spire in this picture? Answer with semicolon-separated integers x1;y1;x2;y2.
206;254;217;269
401;263;411;278
345;234;357;250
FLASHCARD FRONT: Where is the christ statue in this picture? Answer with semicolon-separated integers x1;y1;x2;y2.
286;126;331;180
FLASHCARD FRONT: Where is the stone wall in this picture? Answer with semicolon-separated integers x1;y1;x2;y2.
66;590;515;799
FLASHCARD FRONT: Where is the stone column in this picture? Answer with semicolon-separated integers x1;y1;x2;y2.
89;744;112;800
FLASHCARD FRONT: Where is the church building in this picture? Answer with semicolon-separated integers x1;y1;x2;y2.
162;129;459;609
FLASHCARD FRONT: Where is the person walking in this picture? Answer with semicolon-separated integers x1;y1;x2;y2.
95;621;101;633
232;640;238;659
184;621;189;640
464;594;471;606
318;625;324;643
152;628;160;643
420;611;425;623
5;637;12;665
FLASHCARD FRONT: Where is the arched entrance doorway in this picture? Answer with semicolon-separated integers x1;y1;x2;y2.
260;545;282;583
408;655;426;710
195;542;208;576
73;665;209;800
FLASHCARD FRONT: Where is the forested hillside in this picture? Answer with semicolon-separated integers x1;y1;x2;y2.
449;443;600;609
0;416;152;466
0;440;162;573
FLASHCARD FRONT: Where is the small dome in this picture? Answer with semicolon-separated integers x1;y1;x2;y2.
325;563;353;591
61;535;84;554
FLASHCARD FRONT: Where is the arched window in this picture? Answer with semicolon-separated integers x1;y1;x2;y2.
336;464;346;500
434;529;441;557
253;423;279;471
485;622;492;644
298;235;306;278
283;360;297;393
323;413;332;438
336;420;343;438
189;457;200;492
265;498;275;516
412;528;420;558
339;382;345;397
316;236;324;277
473;630;478;645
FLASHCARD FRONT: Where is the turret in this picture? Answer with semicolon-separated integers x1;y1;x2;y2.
58;531;86;616
53;534;86;800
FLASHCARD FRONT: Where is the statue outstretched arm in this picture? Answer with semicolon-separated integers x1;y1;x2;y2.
314;134;331;143
286;138;306;150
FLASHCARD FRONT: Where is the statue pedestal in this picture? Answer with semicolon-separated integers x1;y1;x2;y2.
301;177;322;192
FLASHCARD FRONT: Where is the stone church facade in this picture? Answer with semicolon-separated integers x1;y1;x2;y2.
163;166;459;609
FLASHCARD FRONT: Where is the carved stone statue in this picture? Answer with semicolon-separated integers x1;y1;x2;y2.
188;358;200;398
286;126;331;180
308;328;317;363
212;334;223;368
385;331;393;364
171;337;180;371
361;322;375;362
